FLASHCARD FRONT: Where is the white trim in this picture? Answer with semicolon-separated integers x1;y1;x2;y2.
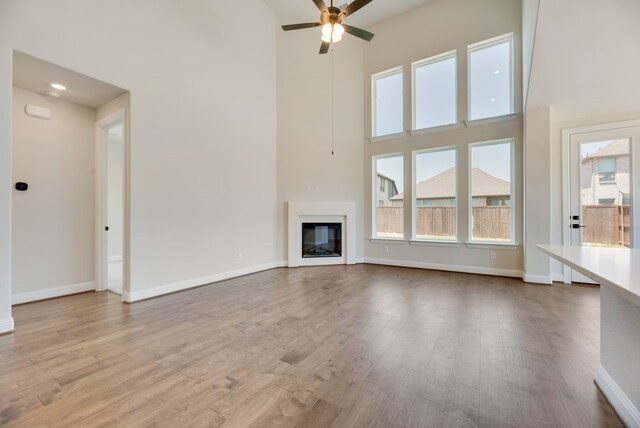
464;114;518;127
0;317;15;334
369;132;406;143
465;242;519;250
522;274;552;285
371;66;404;139
123;262;287;303
369;238;405;244
109;255;123;263
595;363;640;428
12;281;95;305
410;239;459;248
363;257;522;279
467;33;515;121
551;273;565;282
409;123;461;136
411;50;457;132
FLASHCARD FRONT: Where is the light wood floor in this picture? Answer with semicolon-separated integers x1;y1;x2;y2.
0;265;624;427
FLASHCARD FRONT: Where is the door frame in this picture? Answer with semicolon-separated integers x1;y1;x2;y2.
95;109;128;299
562;118;640;283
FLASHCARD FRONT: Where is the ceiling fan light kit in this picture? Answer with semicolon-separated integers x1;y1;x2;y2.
282;0;376;54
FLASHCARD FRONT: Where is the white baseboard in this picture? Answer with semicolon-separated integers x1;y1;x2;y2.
596;364;640;428
0;317;14;334
363;257;523;279
522;274;553;285
551;273;565;283
108;255;123;263
12;281;96;305
124;261;288;303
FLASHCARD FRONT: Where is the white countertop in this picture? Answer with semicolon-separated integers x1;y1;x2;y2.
537;245;640;307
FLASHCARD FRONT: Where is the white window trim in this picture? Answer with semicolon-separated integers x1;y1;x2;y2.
372;152;404;240
411;50;458;132
468;138;516;245
467;33;514;122
371;66;404;138
412;145;459;243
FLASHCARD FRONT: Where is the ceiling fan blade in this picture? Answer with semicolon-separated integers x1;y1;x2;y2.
344;24;375;41
343;0;374;16
319;41;330;54
282;22;322;31
312;0;328;12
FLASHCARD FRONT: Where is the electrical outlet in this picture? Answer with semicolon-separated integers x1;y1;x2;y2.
490;251;497;261
306;184;311;192
314;184;320;193
384;246;389;254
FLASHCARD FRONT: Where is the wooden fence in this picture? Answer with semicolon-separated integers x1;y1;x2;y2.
377;206;511;240
582;205;630;247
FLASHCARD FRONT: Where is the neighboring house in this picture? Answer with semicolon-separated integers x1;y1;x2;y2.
390;168;510;207
581;139;630;205
376;173;399;206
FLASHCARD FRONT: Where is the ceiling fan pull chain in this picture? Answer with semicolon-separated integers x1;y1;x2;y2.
331;47;335;156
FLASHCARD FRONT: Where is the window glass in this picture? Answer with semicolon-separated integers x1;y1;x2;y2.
470;140;513;242
373;69;403;137
374;155;404;238
469;35;512;120
414;148;457;241
414;52;457;130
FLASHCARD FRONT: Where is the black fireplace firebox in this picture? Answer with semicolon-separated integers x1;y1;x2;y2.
302;223;342;258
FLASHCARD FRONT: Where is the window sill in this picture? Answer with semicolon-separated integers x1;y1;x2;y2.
370;238;406;244
369;132;407;143
409;122;461;136
465;242;519;250
464;113;518;127
410;239;460;248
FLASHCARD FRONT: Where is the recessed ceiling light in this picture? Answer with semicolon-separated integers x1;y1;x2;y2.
490;97;496;102
50;83;66;91
494;70;501;74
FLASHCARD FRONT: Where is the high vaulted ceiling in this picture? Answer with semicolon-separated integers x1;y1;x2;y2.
263;0;437;27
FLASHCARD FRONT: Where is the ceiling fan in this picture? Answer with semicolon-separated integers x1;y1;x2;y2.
281;0;376;54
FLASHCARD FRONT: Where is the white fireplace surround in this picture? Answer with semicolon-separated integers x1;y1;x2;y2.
288;202;356;267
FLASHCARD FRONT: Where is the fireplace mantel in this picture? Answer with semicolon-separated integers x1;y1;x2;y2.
288;202;356;267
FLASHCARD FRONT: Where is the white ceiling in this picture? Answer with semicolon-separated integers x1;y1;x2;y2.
264;0;436;27
13;51;126;109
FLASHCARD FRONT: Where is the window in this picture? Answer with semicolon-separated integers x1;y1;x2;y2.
599;158;616;183
468;34;513;121
413;147;457;241
372;67;403;137
373;154;403;238
412;51;457;130
469;139;514;243
598;198;616;205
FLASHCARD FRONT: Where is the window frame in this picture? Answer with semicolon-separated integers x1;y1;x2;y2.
468;138;516;245
411;50;458;132
467;33;515;122
412;146;459;243
372;153;404;240
371;66;404;138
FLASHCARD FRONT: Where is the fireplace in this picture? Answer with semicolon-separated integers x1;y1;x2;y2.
302;223;342;258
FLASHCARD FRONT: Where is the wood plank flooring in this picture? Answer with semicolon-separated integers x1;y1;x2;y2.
0;265;624;427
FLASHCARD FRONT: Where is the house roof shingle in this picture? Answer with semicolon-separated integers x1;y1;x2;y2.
390;167;510;200
582;139;628;162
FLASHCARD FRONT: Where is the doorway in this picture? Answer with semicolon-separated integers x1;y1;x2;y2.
96;111;126;296
563;120;640;283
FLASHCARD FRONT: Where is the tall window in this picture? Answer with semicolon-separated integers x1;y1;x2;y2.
372;67;403;137
469;139;514;243
414;147;457;241
412;51;457;130
373;154;403;238
468;34;513;121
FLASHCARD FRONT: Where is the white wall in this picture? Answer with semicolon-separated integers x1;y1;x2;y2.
362;0;524;276
276;29;365;261
524;0;640;280
107;126;124;258
0;0;278;315
11;86;96;298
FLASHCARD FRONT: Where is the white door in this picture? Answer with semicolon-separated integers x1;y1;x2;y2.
568;125;640;283
105;123;124;295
